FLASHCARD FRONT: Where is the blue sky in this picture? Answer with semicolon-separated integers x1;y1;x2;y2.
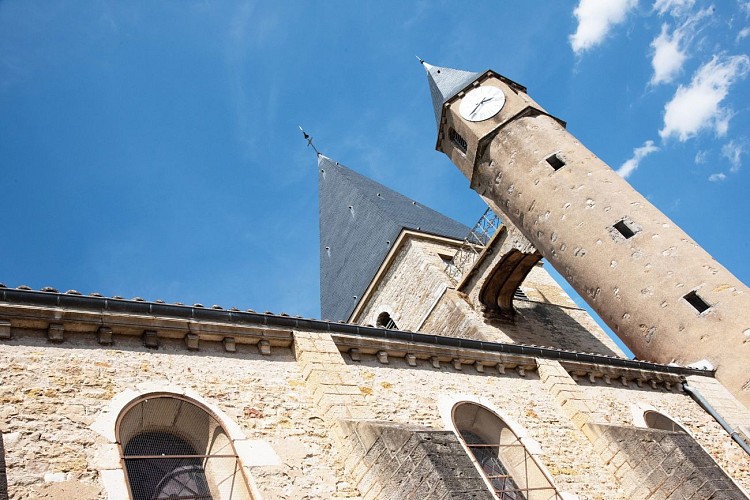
1;1;748;352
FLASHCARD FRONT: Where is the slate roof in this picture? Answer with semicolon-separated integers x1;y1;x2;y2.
421;60;482;126
318;154;470;321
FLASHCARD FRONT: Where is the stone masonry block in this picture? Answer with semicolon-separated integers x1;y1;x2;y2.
0;320;11;340
47;323;64;343
184;333;199;351
257;339;271;355
356;424;386;454
357;466;384;499
97;326;113;345
379;427;416;454
143;330;159;348
222;336;236;352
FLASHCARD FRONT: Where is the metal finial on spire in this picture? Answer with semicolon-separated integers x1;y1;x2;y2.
299;126;321;156
416;55;425;64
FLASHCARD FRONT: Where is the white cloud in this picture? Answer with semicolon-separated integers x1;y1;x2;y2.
649;9;712;85
694;150;709;164
659;54;750;141
653;0;695;16
650;24;687;84
570;0;638;54
722;140;746;172
617;140;660;178
738;27;750;42
708;172;727;181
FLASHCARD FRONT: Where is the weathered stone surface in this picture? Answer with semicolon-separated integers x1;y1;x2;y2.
339;420;492;500
0;332;349;499
588;424;747;499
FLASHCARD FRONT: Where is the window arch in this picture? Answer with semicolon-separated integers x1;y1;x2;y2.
117;394;252;500
376;311;398;330
643;410;688;433
452;402;560;499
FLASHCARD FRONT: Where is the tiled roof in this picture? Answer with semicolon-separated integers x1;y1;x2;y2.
318;154;470;321
421;61;482;125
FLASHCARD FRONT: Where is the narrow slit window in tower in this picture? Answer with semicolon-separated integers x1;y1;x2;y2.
613;219;637;239
449;128;468;154
546;153;565;170
684;291;710;313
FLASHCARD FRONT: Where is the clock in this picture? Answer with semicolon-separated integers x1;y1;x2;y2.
459;86;506;122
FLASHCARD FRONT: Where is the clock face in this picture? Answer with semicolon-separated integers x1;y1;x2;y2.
459;86;506;122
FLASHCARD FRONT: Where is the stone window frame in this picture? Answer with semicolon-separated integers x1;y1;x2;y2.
91;382;279;500
369;305;399;330
630;403;691;436
437;394;569;499
117;393;253;499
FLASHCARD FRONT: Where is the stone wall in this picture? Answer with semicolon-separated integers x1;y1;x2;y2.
579;378;750;491
355;238;457;332
0;331;349;499
337;420;492;500
1;323;747;499
358;233;625;356
0;433;8;500
588;424;746;499
343;354;615;498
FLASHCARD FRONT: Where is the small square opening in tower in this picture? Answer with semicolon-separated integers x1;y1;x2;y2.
546;153;565;170
684;291;710;313
613;219;636;239
449;128;468;154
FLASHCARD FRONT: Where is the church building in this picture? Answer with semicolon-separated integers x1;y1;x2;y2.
0;63;749;499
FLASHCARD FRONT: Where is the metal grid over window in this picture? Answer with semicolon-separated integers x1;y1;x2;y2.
453;403;562;500
117;395;252;500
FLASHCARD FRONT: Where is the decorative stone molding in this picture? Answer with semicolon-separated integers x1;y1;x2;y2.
332;333;539;375
142;330;158;349
257;339;271;355
0;320;10;340
47;323;64;343
184;333;199;350
222;336;236;352
96;326;113;345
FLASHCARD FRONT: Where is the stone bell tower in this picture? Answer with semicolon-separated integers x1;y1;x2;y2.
422;61;750;407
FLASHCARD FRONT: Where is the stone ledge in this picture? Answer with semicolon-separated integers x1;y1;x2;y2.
333;333;537;374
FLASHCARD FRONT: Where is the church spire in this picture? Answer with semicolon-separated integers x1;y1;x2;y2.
317;154;469;322
420;60;482;126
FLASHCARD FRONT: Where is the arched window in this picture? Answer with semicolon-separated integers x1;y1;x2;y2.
643;410;688;433
452;402;560;499
117;394;252;500
376;311;398;330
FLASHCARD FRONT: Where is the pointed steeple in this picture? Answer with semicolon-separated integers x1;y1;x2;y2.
421;60;482;125
318;154;470;321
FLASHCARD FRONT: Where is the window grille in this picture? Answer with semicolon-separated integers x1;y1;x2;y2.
513;288;528;301
376;312;398;330
117;395;252;500
450;128;468;153
453;403;561;500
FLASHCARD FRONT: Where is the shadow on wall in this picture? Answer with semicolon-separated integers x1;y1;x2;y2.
490;299;621;357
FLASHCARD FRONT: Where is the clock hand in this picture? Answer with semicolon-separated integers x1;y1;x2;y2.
470;97;492;115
